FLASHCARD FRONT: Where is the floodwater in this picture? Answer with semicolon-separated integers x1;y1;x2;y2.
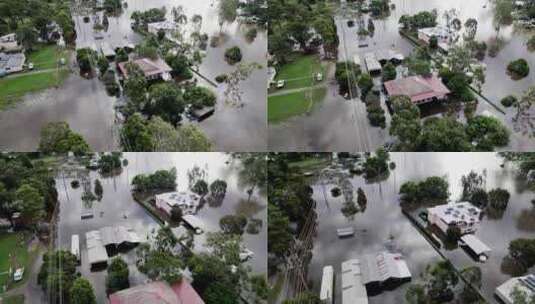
308;153;535;304
269;0;535;151
55;152;267;302
0;0;267;151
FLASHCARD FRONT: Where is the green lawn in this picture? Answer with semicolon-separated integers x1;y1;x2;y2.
0;232;31;290
27;45;68;70
0;70;69;109
273;54;325;91
2;294;25;304
268;87;327;123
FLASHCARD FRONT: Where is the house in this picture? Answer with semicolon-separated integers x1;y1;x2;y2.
341;259;368;304
360;252;412;292
0;33;22;52
118;57;172;81
147;21;180;41
417;26;453;52
99;226;141;251
427;202;482;235
0;52;26;74
109;280;205;304
99;42;116;58
155;191;201;216
384;75;450;105
495;274;535;304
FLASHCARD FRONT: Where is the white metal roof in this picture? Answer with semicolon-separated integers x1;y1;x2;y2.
341;259;368;304
71;235;80;257
364;52;381;72
99;226;141;246
182;214;204;230
496;275;535;304
156;191;201;209
320;266;334;303
461;234;491;255
360;252;411;285
85;230;108;265
428;202;482;225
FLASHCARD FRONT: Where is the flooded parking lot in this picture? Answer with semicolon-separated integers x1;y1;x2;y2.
270;0;535;151
308;153;535;303
55;152;266;302
0;0;266;151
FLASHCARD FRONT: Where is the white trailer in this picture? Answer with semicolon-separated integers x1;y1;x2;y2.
320;266;334;304
71;234;80;264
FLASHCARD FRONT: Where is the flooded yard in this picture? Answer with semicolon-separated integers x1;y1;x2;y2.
55;152;266;302
270;0;535;151
307;153;535;303
0;0;266;151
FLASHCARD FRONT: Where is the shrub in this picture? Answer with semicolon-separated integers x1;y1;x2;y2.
215;74;228;83
507;58;530;79
224;46;243;65
245;28;257;41
501;95;517;107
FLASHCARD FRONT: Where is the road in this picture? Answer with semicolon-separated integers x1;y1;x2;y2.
4;68;68;79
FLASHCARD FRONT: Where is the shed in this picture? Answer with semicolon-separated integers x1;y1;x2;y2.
460;234;491;261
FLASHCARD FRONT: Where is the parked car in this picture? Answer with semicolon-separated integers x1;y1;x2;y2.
28;63;34;70
315;72;323;82
276;80;285;89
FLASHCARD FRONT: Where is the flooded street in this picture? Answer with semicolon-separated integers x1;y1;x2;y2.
270;0;535;151
308;153;535;303
0;0;266;151
55;153;266;303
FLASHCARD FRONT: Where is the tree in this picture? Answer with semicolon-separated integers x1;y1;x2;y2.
488;188;510;210
464;18;478;41
146;83;185;126
165;53;192;79
70;277;96;304
466;115;509;151
418;117;472;151
267;204;292;259
429;35;438;49
106;257;129;294
219;214;248;235
76;48;96;73
501;95;517;107
460;266;482;303
335;61;361;94
38;250;78;304
16;24;37;50
210;180;227;199
224;46;242;64
183;86;217;110
115;48;129;63
405;284;427;304
192;179;209;196
283;291;322;304
97;55;109;75
218;0;239;28
382;62;396;81
407;58;431;76
390;96;421;150
39;122;90;155
94;179;103;201
461;170;485;202
357;187;367;210
170;205;183;222
358;73;373;98
238;154;267;203
399;176;449;206
507;59;530;79
16;183;44;224
514;87;535;136
123;63;148;110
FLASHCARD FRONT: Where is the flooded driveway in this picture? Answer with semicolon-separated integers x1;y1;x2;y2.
0;0;266;151
55;152;266;302
308;153;534;303
269;0;535;151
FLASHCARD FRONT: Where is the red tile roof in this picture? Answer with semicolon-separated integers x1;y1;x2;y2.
109;280;204;304
384;75;450;103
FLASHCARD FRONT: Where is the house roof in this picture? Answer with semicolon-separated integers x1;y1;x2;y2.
109;280;205;304
99;226;141;246
384;75;450;103
360;252;411;285
0;52;25;70
85;230;108;265
118;57;172;78
427;202;482;225
156;191;201;208
461;234;491;255
341;259;368;304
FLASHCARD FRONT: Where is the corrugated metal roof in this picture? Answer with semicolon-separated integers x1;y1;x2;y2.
461;234;491;255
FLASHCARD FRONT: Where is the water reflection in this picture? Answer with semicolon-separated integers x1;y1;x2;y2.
308;153;535;303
